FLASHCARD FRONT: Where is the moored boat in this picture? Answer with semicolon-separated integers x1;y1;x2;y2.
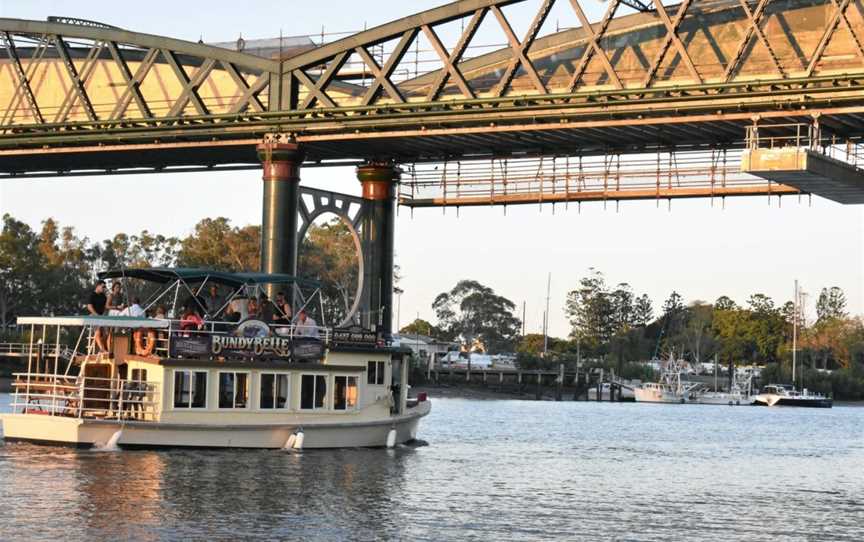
752;384;833;408
633;355;701;404
0;268;430;449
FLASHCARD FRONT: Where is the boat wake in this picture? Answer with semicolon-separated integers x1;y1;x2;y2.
92;429;123;452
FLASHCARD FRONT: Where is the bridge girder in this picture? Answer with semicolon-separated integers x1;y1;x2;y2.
1;0;864;175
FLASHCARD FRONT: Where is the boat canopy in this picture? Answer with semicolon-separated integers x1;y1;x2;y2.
17;315;170;329
98;267;321;289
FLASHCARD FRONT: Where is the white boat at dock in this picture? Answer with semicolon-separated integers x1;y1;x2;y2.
633;356;701;404
0;268;430;449
694;370;754;406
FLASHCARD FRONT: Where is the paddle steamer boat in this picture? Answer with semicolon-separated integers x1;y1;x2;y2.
0;268;430;449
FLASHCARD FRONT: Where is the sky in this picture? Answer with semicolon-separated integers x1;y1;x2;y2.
1;1;863;338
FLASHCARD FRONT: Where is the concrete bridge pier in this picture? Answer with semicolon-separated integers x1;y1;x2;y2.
258;140;303;291
357;163;399;337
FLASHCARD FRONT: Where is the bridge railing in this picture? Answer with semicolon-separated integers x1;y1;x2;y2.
746;122;864;169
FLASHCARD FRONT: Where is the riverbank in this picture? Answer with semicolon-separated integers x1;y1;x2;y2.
412;384;557;401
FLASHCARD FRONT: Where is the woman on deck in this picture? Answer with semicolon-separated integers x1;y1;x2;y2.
105;282;126;316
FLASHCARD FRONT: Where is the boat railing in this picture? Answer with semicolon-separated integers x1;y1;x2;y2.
10;372;159;421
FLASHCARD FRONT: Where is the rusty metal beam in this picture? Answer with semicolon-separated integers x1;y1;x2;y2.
400;185;801;208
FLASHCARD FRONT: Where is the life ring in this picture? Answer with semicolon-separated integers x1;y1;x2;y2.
133;328;157;356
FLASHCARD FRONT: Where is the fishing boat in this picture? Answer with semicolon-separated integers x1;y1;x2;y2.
0;268;430;449
633;355;701;404
695;370;754;406
752;384;833;408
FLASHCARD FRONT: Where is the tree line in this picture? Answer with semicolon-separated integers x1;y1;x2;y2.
0;214;353;328
402;269;864;398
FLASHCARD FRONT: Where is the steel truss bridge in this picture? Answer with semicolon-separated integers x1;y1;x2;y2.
3;0;864;333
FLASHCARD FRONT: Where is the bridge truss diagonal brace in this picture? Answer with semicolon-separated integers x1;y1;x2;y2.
296;52;349;110
723;0;783;81
806;0;855;76
1;31;44;124
567;0;623;91
163;50;214;117
357;28;419;106
491;0;553;97
421;8;487;102
643;0;701;87
220;60;265;113
52;35;99;122
109;44;157;120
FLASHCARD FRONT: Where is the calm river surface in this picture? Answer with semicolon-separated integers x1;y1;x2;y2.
1;392;862;541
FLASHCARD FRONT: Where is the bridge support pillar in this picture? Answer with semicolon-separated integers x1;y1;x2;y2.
357;162;399;336
257;140;303;285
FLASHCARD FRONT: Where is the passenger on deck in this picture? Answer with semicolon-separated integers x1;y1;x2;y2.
153;306;167;320
87;280;107;316
106;282;126;315
259;294;274;322
295;309;320;339
121;297;146;318
87;280;109;352
204;284;224;318
274;291;293;324
180;305;204;334
246;297;261;320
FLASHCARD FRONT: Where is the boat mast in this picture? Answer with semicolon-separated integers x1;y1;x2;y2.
792;279;798;388
543;272;551;356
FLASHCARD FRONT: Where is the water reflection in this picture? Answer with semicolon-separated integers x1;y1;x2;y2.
1;395;863;541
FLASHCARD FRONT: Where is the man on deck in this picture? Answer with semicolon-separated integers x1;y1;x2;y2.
87;280;107;315
295;309;320;339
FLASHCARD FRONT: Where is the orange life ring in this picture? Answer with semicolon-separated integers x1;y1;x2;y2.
133;328;157;356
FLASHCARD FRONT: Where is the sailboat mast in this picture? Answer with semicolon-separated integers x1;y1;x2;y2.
792;280;798;387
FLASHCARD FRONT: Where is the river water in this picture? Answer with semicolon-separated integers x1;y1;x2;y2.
0;393;862;541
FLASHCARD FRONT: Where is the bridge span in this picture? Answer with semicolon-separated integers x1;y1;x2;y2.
2;0;864;334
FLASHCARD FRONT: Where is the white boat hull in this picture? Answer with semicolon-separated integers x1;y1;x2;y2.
0;401;430;449
633;387;693;404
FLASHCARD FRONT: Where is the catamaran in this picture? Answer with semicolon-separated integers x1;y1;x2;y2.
0;268;430;449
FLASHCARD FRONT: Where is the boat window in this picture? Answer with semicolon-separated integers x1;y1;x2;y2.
300;374;327;410
173;370;207;408
260;373;290;409
218;372;249;409
131;369;148;382
334;376;358;411
367;361;386;385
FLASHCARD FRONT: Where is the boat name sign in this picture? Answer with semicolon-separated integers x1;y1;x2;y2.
211;334;292;356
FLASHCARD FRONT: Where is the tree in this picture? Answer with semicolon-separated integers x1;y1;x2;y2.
565;268;614;353
400;318;441;337
298;218;359;326
0;215;42;327
177;218;259;271
713;306;751;364
432;280;520;353
715;296;737;311
679;302;716;364
632;294;653;328
816;287;847;323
